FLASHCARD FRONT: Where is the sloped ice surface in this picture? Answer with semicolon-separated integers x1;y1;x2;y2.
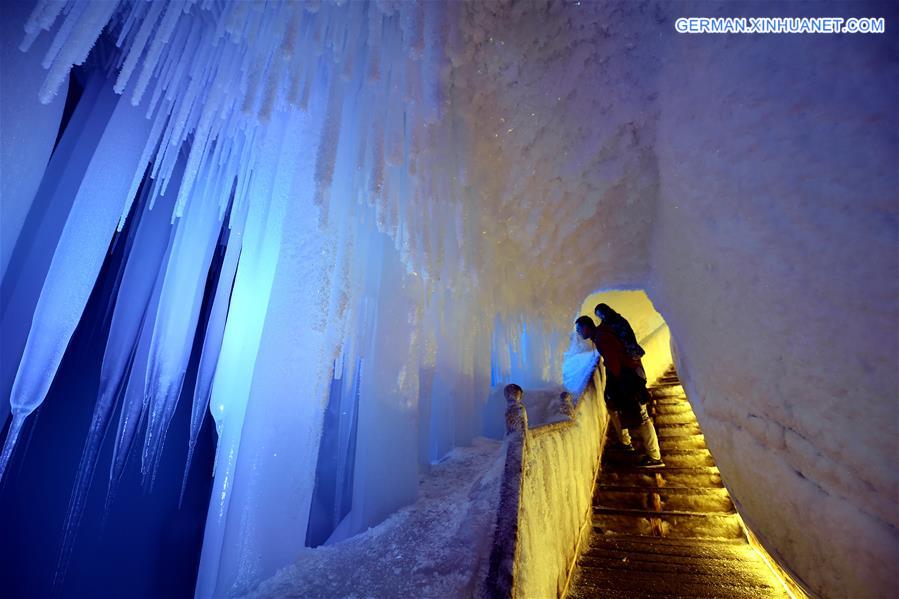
240;439;504;599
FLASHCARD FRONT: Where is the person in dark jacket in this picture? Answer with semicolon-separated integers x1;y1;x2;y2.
576;315;663;468
595;303;645;360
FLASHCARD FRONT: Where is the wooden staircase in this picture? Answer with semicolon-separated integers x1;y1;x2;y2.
566;367;790;598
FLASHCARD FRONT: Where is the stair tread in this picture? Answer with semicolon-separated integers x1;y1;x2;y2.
569;573;785;598
594;506;738;518
602;465;720;474
589;533;748;547
598;485;725;494
583;546;754;563
576;557;778;585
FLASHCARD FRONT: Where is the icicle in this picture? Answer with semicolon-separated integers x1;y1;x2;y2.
1;88;151;483
258;51;284;123
38;0;119;104
20;0;66;52
369;99;385;203
114;0;150;50
195;103;316;599
55;173;167;588
366;5;382;81
180;196;247;505
131;0;185;106
314;73;344;205
0;414;25;483
0;0;70;290
40;1;87;71
406;1;425;60
119;105;171;229
0;73;112;429
141;174;224;487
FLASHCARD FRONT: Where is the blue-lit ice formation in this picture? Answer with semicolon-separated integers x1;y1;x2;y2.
0;2;565;596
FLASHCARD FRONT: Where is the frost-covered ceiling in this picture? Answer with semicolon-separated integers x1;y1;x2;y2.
21;0;663;327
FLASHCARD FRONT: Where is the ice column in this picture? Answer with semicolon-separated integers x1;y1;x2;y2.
56;168;176;583
346;230;422;536
194;107;303;599
0;73;115;428
0;89;151;481
141;167;228;485
215;165;341;596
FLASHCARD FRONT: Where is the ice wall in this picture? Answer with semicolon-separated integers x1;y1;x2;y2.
647;2;898;597
2;3;511;596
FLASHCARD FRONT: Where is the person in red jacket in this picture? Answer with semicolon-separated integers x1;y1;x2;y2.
576;316;663;468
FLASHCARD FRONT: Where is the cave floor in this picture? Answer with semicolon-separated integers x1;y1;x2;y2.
567;367;791;599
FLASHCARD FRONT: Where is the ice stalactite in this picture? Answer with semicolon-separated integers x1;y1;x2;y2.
346;229;421;536
54;168;168;587
0;87;152;481
53;149;197;582
0;72;114;428
213;150;342;596
107;238;171;505
141;171;229;487
180;199;249;505
0;0;68;285
0;1;567;595
195;108;300;599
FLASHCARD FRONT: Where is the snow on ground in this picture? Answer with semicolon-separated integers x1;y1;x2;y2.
240;438;504;599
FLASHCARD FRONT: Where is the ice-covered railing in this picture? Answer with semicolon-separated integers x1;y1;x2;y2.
482;354;609;598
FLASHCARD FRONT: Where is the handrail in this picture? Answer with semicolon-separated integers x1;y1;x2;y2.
481;356;605;598
529;360;602;439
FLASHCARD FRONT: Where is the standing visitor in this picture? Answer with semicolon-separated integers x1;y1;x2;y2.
575;315;663;468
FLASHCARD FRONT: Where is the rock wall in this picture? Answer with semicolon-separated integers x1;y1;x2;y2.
648;2;898;597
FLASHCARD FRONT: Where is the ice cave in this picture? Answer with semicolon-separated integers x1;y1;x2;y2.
0;1;896;598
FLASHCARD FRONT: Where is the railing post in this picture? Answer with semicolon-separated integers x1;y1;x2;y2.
482;385;528;599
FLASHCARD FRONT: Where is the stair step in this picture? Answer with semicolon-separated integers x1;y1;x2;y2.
652;403;694;415
595;487;734;513
654;412;700;426
588;533;748;549
580;549;754;572
593;509;744;540
586;534;751;560
649;383;686;397
659;435;707;451
577;553;769;580
662;452;716;468
569;569;784;599
651;398;692;409
603;462;719;474
601;469;723;489
655;423;702;437
651;397;688;408
603;451;717;469
594;506;734;518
